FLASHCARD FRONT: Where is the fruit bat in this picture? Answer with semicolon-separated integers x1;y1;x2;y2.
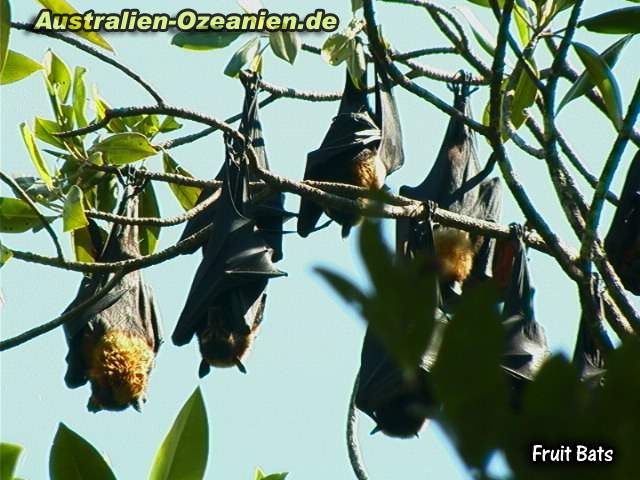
500;238;549;409
179;74;287;262
297;65;404;238
356;218;445;438
63;186;162;412
604;150;640;295
172;141;286;377
573;277;612;389
397;79;502;304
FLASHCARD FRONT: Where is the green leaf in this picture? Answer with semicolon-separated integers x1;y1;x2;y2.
72;66;88;128
346;39;366;89
456;6;496;56
321;18;365;66
578;6;640;34
93;88;127;133
159;116;183;133
351;0;363;11
0;0;10;78
269;31;301;64
513;0;532;46
62;185;89;232
49;423;116;480
20;122;53;189
89;132;157;165
572;42;623;128
462;0;505;6
559;35;632;112
138;181;160;256
0;197;46;233
224;36;260;78
149;388;209;480
34;117;66;149
132;115;160;139
509;60;538;131
95;175;118;213
171;31;244;51
36;0;113;51
163;153;203;211
262;475;289;480
0;241;13;267
44;50;71;103
0;50;43;85
71;224;100;262
1;443;23;479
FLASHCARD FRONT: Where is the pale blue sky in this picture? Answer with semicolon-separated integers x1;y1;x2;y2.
1;1;638;479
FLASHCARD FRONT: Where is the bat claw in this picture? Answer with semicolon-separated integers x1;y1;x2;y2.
235;358;247;374
423;200;438;221
370;425;382;435
508;222;524;240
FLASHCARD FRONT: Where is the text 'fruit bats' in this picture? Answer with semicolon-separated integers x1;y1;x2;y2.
298;65;405;238
172;135;286;378
63;184;162;412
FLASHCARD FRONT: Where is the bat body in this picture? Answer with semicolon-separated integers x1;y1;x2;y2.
356;219;445;438
298;67;404;237
172;146;285;377
63;188;162;412
500;239;549;409
397;82;502;305
604;150;640;295
179;74;287;261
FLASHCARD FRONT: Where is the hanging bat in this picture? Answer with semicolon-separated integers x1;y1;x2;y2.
356;219;445;438
573;277;612;389
298;65;404;238
397;79;502;304
604;150;640;295
172;142;286;377
63;186;163;412
500;237;549;410
179;74;287;262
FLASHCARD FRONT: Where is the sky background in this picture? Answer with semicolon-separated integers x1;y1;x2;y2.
1;0;639;479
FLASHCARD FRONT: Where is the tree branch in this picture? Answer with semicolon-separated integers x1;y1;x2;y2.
346;374;369;480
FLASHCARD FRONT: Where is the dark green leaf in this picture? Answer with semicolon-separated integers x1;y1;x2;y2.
162;153;202;211
351;0;363;11
321;33;353;66
0;442;22;479
62;185;89;232
93;90;127;133
0;197;44;233
149;388;209;480
578;7;640;34
432;284;509;468
71;223;101;262
49;423;116;480
346;39;366;89
45;50;72;103
224;37;260;78
95;175;118;213
20;122;53;189
314;267;367;306
559;35;632;111
513;1;532;46
0;50;43;85
171;30;244;51
89;133;157;165
132;115;160;139
72;66;88;128
262;474;289;480
36;0;113;51
572;42;623;128
0;0;10;78
510;60;538;131
269;31;301;64
138;181;160;256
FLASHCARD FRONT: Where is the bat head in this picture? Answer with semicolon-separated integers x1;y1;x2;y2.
85;330;154;412
433;227;475;283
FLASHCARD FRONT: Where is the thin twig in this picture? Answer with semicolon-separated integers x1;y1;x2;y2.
0;171;64;260
346;374;369;480
11;22;165;105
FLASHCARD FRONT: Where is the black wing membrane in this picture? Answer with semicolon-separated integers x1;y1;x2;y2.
63;185;162;412
179;74;288;261
604;150;640;295
298;65;404;238
172;141;285;377
356;219;445;438
500;239;549;408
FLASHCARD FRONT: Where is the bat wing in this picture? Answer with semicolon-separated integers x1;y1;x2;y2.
374;66;404;175
500;240;549;381
604;150;640;294
468;177;503;281
173;152;285;345
297;69;380;237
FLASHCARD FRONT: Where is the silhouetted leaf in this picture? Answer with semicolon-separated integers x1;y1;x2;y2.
270;31;301;64
578;7;640;34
